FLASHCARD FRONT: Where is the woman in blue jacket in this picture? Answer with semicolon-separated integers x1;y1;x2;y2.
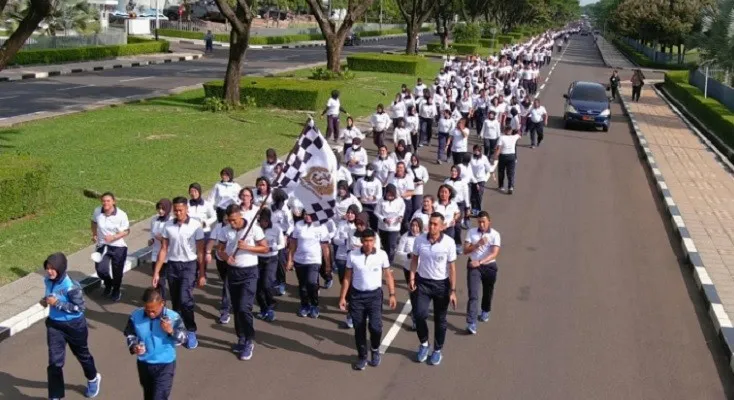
124;287;187;400
41;252;101;399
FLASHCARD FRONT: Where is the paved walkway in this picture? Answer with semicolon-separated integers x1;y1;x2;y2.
0;51;203;82
595;35;636;70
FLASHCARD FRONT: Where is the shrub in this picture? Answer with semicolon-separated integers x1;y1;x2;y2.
10;39;169;66
664;71;734;149
357;28;405;37
426;42;447;52
452;43;481;55
496;35;514;45
479;22;498;38
452;23;481;44
202;78;338;111
611;37;696;71
479;38;496;48
507;32;524;41
309;67;355;81
346;53;426;75
0;154;50;223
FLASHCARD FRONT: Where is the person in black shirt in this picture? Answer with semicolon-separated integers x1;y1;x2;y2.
609;70;621;100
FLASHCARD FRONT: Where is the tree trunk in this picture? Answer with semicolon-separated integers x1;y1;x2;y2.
406;25;418;54
324;33;343;72
0;0;51;71
223;29;249;105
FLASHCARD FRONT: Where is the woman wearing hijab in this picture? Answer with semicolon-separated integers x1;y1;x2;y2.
91;192;130;302
256;208;282;322
208;167;242;223
390;93;406;129
389;139;412;167
370;103;392;149
340;116;363;155
354;164;382;231
42;252;102;399
149;199;172;300
375;184;404;265
188;183;217;241
333;204;360;328
392;119;412;151
335;180;362;221
388;161;415;234
345;137;368;186
405;106;420;153
395;218;424;330
444;166;471;250
260;149;281;183
270;189;293;296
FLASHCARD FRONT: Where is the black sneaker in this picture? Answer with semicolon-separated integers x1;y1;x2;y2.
102;285;112;297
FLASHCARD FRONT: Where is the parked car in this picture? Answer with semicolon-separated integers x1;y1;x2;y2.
344;31;361;46
562;81;611;132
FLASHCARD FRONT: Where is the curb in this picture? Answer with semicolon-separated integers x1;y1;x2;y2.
162;32;429;50
654;84;734;166
0;54;203;83
619;95;734;373
0;247;152;343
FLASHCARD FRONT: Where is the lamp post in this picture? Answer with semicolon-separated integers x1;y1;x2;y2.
379;0;382;31
154;0;159;40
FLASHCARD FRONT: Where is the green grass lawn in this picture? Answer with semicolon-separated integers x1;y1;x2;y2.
0;59;441;285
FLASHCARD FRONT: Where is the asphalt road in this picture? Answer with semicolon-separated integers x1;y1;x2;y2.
1;36;733;400
0;36;416;119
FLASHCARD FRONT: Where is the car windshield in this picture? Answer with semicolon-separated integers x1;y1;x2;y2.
571;85;606;102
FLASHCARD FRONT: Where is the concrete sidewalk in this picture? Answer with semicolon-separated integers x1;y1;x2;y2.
154;32;429;50
0;51;203;83
595;35;667;74
0;118;371;343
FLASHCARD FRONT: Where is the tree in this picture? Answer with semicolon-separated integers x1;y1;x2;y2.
689;0;734;80
434;0;458;48
395;0;436;54
0;0;52;71
304;0;375;72
460;0;491;22
210;0;256;104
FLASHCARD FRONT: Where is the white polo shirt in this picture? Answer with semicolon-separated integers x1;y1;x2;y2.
219;224;265;267
412;233;457;280
291;221;330;265
347;248;391;292
163;218;204;262
92;206;130;248
435;201;460;227
388;175;415;199
465;227;501;264
529;106;547;123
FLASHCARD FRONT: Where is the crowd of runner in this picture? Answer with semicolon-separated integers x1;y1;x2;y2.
40;24;579;400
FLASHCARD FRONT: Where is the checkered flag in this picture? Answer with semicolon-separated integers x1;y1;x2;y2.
275;123;337;226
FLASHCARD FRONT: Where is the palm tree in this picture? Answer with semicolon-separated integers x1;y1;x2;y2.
689;0;734;85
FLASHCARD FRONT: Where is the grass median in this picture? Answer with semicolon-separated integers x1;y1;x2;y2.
0;58;441;285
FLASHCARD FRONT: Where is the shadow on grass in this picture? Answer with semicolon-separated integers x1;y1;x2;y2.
0;129;21;150
138;96;205;111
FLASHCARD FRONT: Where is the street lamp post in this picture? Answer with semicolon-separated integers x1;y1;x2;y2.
379;0;382;31
154;0;159;40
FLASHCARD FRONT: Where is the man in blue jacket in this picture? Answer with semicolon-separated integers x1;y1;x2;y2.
124;287;187;400
41;252;102;399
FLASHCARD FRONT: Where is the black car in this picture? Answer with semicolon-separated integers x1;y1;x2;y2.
562;81;612;132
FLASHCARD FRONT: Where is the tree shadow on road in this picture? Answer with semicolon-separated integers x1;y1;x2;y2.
0;370;85;399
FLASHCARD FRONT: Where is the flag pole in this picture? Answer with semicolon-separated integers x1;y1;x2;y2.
230;117;315;256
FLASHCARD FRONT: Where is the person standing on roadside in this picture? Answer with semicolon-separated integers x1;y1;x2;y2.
204;30;214;54
409;213;458;366
149;199;172;301
462;212;501;335
630;69;645;102
91;192;130;302
152;197;206;350
42;252;102;400
124;287;187;400
217;204;269;361
496;126;521;195
339;229;396;371
609;69;620;100
527;99;548;148
208;167;242;223
322;90;349;142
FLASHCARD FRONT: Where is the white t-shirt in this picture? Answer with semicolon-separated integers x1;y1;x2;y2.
219;224;266;267
346;248;391;291
434;201;460;227
92;206;130;248
149;216;169;262
465;228;501;264
291;221;330;265
481;118;501;140
529;106;547;123
450;127;469;152
412;233;457;280
469;155;496;183
375;198;406;232
498;134;521;155
326;97;341;117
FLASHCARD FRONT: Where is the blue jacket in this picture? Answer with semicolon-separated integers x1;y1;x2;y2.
44;275;85;322
124;308;187;364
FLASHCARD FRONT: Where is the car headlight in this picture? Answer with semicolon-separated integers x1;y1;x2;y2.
566;104;577;114
600;109;610;117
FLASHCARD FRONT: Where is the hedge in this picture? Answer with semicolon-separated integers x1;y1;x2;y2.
157;27;420;45
426;42;446;53
611;37;696;71
664;71;734;149
479;38;496;48
10;38;169;66
496;35;514;45
0;154;50;223
203;78;337;111
507;32;524;41
346;53;426;75
452;43;481;55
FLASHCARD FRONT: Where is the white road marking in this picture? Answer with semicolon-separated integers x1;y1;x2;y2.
119;76;153;82
379;299;412;354
0;95;19;100
57;84;94;91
